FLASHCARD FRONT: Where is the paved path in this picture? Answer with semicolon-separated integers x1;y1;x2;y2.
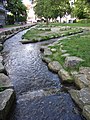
0;24;32;33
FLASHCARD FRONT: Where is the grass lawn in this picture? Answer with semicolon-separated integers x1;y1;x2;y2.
22;26;83;43
4;24;21;28
48;32;90;71
37;22;90;27
51;23;90;27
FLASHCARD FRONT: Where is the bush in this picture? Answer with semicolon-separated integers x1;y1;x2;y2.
18;16;27;22
78;19;90;23
6;15;14;25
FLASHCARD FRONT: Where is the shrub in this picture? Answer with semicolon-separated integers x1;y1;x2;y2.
78;19;90;23
6;14;14;25
18;16;27;22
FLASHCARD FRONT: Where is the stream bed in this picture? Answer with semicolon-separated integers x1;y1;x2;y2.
2;28;85;120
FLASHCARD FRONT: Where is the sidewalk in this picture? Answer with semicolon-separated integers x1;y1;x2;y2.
0;23;34;33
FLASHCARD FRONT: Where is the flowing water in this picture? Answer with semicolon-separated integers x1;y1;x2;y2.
3;28;85;120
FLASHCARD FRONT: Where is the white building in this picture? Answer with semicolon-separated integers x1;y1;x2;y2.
23;0;36;23
69;0;75;7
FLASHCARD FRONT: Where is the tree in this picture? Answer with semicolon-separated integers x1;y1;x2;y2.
34;0;53;25
51;0;71;23
73;0;90;19
6;0;27;23
34;0;71;24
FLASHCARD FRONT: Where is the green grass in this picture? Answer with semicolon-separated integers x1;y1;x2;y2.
38;22;90;27
62;33;90;67
22;26;83;43
22;28;52;42
48;45;65;68
4;24;21;28
51;23;90;27
48;32;90;71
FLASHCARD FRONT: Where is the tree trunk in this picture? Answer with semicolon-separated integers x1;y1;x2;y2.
46;18;49;25
59;16;61;23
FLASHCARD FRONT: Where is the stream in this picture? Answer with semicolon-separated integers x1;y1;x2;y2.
3;27;85;120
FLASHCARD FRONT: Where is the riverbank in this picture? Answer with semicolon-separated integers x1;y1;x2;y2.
40;30;90;120
0;23;36;44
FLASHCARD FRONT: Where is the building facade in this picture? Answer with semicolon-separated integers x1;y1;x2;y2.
23;0;36;23
0;0;6;27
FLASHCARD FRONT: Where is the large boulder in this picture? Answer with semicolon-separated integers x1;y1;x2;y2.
42;57;52;64
79;67;90;81
83;105;90;120
0;73;14;90
58;69;73;83
74;74;90;89
0;63;5;73
44;48;52;56
70;71;78;77
69;88;90;109
48;61;62;73
79;67;90;75
65;56;84;68
0;89;15;120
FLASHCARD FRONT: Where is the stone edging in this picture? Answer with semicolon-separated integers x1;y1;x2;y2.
0;24;36;120
40;44;90;120
0;24;36;44
21;29;84;44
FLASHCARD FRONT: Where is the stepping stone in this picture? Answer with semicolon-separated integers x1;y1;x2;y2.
48;61;62;73
0;89;15;120
0;73;14;90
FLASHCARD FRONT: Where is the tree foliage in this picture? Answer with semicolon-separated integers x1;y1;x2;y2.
51;0;71;22
6;0;27;22
34;0;71;24
73;0;90;19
